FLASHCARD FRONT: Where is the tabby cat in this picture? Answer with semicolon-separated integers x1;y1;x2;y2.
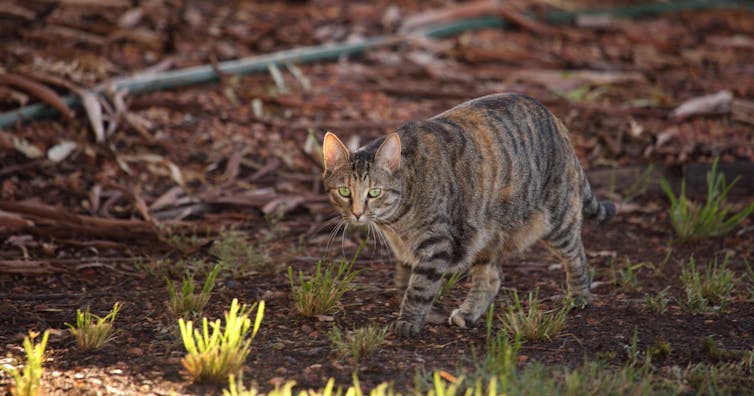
321;93;615;337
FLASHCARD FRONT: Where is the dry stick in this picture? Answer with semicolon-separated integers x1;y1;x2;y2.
399;0;502;33
0;291;119;300
0;72;75;120
496;6;587;40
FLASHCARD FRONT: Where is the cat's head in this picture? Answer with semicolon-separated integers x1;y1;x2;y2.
321;132;402;225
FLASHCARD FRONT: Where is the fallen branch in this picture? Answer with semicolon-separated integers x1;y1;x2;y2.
0;72;75;121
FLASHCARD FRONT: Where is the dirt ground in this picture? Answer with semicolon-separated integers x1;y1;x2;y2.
1;1;753;394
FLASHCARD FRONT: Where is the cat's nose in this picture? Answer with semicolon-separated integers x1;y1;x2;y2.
352;210;363;220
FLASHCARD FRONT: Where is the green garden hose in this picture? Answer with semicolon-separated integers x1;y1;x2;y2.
0;0;750;129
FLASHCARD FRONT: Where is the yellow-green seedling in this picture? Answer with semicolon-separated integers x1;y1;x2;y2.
1;330;49;396
179;298;264;384
66;302;121;351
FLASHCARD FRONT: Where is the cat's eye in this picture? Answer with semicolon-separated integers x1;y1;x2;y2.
337;187;351;198
368;188;382;198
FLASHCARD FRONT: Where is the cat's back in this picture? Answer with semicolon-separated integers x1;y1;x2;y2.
398;93;572;171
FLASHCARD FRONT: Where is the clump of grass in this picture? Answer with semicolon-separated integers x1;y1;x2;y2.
561;361;653;395
644;287;671;314
660;158;754;241
328;325;388;362
609;257;647;289
224;374;296;396
482;304;522;377
745;261;754;301
682;360;754;395
680;255;735;313
179;298;264;384
166;263;221;320
66;303;121;351
647;340;672;361
620;164;655;205
288;244;362;317
500;290;569;342
435;272;465;302
210;229;268;276
1;330;49;396
158;224;206;254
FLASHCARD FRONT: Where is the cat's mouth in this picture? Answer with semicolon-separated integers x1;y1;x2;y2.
348;213;372;225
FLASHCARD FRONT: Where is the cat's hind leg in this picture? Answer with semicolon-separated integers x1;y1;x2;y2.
449;250;501;328
544;219;592;306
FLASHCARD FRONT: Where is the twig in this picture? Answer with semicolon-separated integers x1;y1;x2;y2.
0;72;74;120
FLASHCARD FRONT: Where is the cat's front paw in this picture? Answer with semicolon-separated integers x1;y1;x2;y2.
555;291;592;309
570;292;592;309
389;319;422;338
448;308;474;329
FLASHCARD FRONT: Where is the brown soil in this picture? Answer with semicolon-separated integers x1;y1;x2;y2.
1;1;753;394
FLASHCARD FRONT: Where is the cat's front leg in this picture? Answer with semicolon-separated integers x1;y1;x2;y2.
391;260;446;337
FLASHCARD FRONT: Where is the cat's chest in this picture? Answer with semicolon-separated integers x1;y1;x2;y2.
377;225;415;263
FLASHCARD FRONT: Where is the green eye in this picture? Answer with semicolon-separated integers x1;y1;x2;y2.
368;188;382;198
337;187;351;197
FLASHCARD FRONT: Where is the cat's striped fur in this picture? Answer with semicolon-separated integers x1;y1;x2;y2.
322;93;615;337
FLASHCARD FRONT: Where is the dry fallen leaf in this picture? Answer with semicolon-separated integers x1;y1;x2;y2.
670;90;732;120
47;140;78;162
80;90;105;143
11;135;43;159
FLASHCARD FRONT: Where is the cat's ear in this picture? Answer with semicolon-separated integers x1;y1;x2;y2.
375;133;401;173
323;131;350;171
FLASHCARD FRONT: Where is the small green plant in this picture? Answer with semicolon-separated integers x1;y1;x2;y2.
647;340;671;361
328;325;388;362
210;230;268;276
562;361;653;395
66;302;121;351
436;272;465;302
288;244;362;317
500;290;569;342
179;298;264;384
159;224;206;254
680;255;735;313
745;261;754;301
609;258;647;289
166;263;221;320
660;158;754;241
620;164;656;204
481;303;522;377
626;327;643;367
1;330;49;396
644;287;671;314
224;373;296;396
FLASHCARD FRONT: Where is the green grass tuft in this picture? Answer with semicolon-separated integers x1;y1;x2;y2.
66;303;121;351
644;287;671;314
328;325;388;362
680;255;736;313
210;229;268;276
660;158;754;241
500;290;569;342
166;263;221;320
288;245;362;317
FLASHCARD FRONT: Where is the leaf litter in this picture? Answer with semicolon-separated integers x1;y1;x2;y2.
0;1;753;394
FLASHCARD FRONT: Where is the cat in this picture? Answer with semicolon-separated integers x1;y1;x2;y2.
321;93;615;337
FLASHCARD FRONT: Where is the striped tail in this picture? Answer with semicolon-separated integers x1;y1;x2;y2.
580;168;616;224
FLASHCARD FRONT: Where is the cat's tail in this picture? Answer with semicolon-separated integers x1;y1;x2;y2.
580;169;616;224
